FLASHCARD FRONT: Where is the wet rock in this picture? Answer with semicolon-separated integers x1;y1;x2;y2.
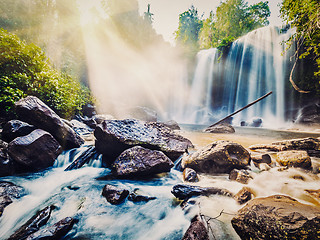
102;184;129;205
2;120;36;142
183;168;199;182
204;123;235;134
15;96;84;150
234;187;254;205
276;150;312;170
248;117;262;127
295;103;320;125
128;190;156;202
251;153;272;165
181;141;250;174
0;181;24;217
182;217;209;240
69;119;94;136
7;129;62;172
25;216;75;240
93;114;116;124
65;146;97;171
231;195;320;240
229;169;252;184
8;205;55;240
128;106;157;122
112;146;174;178
0;139;8;149
0;148;15;177
82;103;96;118
161;120;180;130
171;184;233;200
249;137;320;152
94;119;193;161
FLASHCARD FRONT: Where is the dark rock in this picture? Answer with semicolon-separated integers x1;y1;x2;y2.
276;150;312;170
128;190;156;202
93;114;115;124
94;119;193;161
25;216;75;240
295;103;320;124
82;103;96;118
65;146;97;171
182;141;250;174
234;187;254;205
0;139;8;149
102;184;129;205
248;117;262;127
0;181;24;217
2;120;36;142
249;137;320;152
229;169;252;184
7;129;62;172
171;184;233;200
112;146;174;178
182;217;209;240
15;96;84;150
183;168;199;182
69;119;94;136
0;148;15;177
128;106;157;122
8;205;55;240
240;121;247;127
251;153;272;165
75;115;97;129
231;195;320;240
204;123;235;134
161;120;180;130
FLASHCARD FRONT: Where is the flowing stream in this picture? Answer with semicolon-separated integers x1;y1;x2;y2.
1;128;320;239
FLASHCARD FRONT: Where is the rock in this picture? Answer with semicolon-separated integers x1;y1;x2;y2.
75;115;97;129
171;184;233;200
65;146;97;171
112;146;174;178
234;187;254;205
305;189;320;206
231;195;320;240
0;181;24;217
69;119;94;136
182;217;209;240
161;120;180;130
8;205;55;240
183;168;199;182
0;139;8;149
251;153;272;165
2;120;36;142
295;103;320;124
7;129;62;172
102;184;129;205
276;150;312;170
93;114;116;124
128;106;157;122
0;148;15;177
127;190;156;202
248;117;262;127
94;119;193;161
82;103;96;118
204;123;235;134
181;141;250;174
25;217;75;240
229;169;252;184
249;137;320;152
15;96;84;149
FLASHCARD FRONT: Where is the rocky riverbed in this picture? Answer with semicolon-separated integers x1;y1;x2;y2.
0;96;319;239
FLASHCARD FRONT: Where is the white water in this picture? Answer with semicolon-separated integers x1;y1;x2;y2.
172;26;296;127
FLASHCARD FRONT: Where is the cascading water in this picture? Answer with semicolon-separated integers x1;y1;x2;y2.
172;26;296;127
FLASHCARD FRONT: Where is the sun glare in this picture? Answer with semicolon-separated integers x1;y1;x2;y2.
76;0;106;26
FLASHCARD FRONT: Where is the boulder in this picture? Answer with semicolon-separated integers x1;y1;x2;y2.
229;169;252;184
69;119;94;136
181;141;250;174
248;117;263;127
251;153;272;165
2;120;36;142
127;190;156;202
161;120;180;130
7;129;62;172
93;114;116;124
234;187;254;205
15;96;84;149
112;146;174;178
102;184;129;205
182;217;209;240
231;195;320;240
204;123;235;134
94;119;193;161
183;168;199;182
8;205;55;240
82;103;96;118
25;217;75;240
295;103;320;124
276;150;312;170
171;184;233;200
0;181;24;217
0;148;15;177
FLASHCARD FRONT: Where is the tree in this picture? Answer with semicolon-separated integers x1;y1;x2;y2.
144;4;154;24
175;5;203;53
280;0;320;93
0;29;93;119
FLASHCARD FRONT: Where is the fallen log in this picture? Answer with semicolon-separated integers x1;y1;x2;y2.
65;146;97;171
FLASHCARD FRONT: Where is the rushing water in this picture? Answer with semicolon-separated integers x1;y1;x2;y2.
1;129;320;239
171;26;296;127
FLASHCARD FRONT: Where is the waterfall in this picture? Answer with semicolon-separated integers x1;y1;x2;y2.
172;26;295;127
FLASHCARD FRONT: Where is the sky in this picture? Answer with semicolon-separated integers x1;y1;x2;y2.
137;0;284;44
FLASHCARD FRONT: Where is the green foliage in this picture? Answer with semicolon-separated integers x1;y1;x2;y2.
175;5;203;54
280;0;320;79
199;0;270;49
0;29;93;119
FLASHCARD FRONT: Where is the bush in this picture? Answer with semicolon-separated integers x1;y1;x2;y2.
0;29;93;119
